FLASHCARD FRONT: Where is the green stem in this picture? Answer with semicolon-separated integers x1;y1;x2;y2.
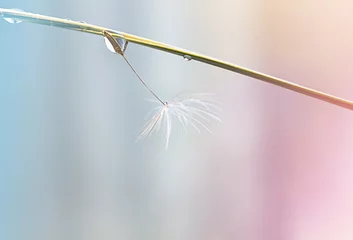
1;8;353;110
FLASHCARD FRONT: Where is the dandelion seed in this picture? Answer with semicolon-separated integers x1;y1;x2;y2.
137;94;222;149
103;31;221;148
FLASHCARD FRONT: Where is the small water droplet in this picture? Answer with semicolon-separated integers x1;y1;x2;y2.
2;9;25;24
183;55;192;61
3;17;22;24
79;20;87;24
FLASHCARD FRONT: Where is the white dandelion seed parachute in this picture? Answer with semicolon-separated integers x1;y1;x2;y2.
137;94;222;148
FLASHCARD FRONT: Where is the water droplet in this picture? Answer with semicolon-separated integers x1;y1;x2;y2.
79;20;87;24
183;55;192;61
3;17;22;24
117;38;128;54
104;37;116;53
2;9;25;24
104;36;128;55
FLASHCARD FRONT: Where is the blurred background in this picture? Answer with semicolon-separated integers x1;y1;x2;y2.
1;0;353;239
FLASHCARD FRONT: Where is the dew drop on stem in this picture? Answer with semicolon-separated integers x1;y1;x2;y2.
3;17;22;24
183;55;192;61
104;35;128;55
2;8;25;24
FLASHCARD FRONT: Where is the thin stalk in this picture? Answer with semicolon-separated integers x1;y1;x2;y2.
1;8;353;110
103;30;165;105
122;55;165;105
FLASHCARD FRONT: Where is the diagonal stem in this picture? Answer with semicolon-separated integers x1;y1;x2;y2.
1;8;353;110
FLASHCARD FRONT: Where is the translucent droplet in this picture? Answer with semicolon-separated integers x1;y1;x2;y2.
183;55;192;61
104;36;128;55
3;17;22;24
2;9;25;24
104;37;116;53
2;8;25;23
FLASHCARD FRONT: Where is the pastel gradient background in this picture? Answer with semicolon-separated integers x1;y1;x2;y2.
1;1;353;240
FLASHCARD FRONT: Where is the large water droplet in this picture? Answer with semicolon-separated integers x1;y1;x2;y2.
183;55;192;61
2;8;25;24
104;36;128;55
104;37;116;53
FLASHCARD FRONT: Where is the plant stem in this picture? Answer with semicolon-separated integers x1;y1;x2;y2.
122;54;166;105
1;8;353;110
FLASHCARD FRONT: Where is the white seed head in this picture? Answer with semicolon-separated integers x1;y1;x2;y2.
137;93;222;148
